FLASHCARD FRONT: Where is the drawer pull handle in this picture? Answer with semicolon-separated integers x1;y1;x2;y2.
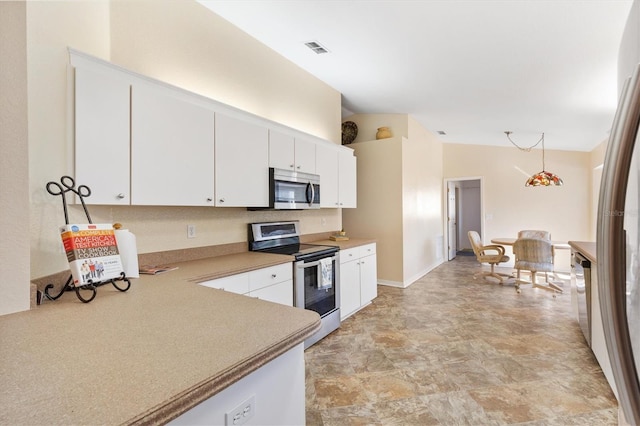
271;274;277;278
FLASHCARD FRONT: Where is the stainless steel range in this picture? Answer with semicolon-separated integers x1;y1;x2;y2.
249;221;340;348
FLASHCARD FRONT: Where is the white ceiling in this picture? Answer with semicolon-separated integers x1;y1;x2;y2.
199;0;633;152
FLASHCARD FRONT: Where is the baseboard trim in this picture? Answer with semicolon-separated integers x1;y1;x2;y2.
377;260;444;289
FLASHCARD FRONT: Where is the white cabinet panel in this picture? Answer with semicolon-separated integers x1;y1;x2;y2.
338;150;357;208
359;254;378;304
250;280;293;306
215;113;269;207
131;84;214;206
200;263;293;306
316;144;356;208
340;257;361;319
269;130;316;174
249;263;292;292
199;273;250;295
74;67;131;204
340;247;359;264
269;130;295;171
294;138;316;174
316;144;339;208
339;243;377;320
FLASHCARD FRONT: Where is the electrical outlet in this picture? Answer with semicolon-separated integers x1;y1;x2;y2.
187;224;196;239
225;395;255;426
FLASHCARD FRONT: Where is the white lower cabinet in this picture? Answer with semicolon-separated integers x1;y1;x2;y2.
169;344;305;425
199;263;293;307
339;243;377;320
248;263;293;306
590;263;618;398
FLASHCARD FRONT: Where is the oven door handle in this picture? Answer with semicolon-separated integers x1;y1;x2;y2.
297;260;320;268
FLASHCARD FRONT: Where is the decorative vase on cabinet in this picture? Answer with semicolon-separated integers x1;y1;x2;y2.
376;127;392;139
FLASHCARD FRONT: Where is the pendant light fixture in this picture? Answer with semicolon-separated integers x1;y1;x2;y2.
505;131;563;187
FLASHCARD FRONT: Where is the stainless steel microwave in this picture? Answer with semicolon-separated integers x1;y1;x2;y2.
269;167;320;210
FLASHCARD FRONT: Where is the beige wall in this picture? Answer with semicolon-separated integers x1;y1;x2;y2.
0;2;30;315
2;0;343;314
343;114;443;287
343;138;404;282
443;143;591;270
403;116;444;283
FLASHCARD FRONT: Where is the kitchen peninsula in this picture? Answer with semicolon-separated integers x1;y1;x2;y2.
0;252;320;425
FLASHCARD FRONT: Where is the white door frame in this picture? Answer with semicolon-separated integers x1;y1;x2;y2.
443;176;485;260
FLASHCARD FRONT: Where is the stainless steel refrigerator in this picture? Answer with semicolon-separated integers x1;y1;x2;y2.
598;63;640;424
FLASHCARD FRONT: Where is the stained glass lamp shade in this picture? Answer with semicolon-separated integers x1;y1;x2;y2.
525;170;563;187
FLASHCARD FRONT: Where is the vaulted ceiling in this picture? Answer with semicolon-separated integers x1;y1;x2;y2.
200;0;633;152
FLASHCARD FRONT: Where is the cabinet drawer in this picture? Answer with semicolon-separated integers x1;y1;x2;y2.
199;273;249;295
358;243;376;257
340;247;359;264
249;263;292;292
249;280;293;306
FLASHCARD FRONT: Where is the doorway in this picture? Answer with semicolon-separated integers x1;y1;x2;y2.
444;177;484;260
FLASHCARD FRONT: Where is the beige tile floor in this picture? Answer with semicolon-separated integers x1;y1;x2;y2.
305;256;618;425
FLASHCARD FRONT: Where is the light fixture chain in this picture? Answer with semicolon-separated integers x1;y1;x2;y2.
504;131;544;152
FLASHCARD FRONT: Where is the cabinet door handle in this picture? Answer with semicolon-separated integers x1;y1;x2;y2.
117;193;125;199
271;274;277;278
219;198;225;203
206;197;213;202
296;165;301;169
290;164;295;168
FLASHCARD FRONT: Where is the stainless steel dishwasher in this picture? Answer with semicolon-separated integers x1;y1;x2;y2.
572;251;591;347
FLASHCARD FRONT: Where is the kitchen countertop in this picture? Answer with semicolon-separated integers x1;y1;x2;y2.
568;241;597;263
311;237;377;251
0;251;320;425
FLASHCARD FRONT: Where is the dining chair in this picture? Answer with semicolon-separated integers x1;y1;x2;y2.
467;231;512;283
512;237;563;296
517;229;551;240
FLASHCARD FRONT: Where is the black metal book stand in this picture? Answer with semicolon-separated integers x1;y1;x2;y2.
44;176;131;303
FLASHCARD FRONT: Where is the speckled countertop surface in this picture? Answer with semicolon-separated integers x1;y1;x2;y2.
0;252;320;425
310;238;376;251
568;241;597;263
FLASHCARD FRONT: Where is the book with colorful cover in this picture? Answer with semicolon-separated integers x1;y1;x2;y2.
60;223;125;286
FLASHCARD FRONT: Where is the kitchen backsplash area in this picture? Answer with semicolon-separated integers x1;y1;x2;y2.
32;204;341;293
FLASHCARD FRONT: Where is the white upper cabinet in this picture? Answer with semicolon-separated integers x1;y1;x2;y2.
316;144;356;208
131;84;215;206
71;50;346;209
268;129;295;170
215;113;269;207
316;144;339;207
338;149;357;208
74;67;131;205
269;130;316;174
293;138;316;174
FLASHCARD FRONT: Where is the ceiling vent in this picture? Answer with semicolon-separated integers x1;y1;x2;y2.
304;41;329;54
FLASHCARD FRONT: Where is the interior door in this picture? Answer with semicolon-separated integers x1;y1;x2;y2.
447;181;457;260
